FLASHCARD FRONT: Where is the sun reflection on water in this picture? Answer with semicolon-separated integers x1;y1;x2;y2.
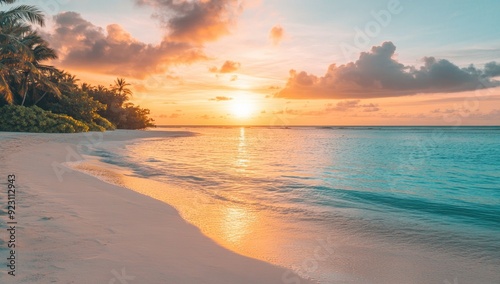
74;128;320;279
235;127;249;170
222;206;256;245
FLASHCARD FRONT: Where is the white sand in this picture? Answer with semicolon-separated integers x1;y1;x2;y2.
0;131;315;284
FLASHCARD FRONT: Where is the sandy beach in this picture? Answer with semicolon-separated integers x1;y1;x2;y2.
0;130;315;284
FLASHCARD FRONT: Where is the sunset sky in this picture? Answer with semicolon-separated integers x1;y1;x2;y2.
23;0;500;125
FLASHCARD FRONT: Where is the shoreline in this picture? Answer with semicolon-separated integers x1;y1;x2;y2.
0;130;315;283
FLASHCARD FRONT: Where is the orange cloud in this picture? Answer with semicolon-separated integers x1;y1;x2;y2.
269;25;284;46
272;100;380;116
209;96;233;101
158;113;183;119
220;60;241;73
44;12;207;78
136;0;243;44
209;60;241;73
44;0;246;78
106;24;135;43
276;42;500;99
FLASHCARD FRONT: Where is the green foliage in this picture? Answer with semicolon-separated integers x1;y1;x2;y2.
4;75;156;133
0;2;155;132
0;105;89;133
94;115;115;130
0;1;57;105
86;79;155;130
43;90;115;131
45;90;104;122
86;122;106;132
118;104;155;129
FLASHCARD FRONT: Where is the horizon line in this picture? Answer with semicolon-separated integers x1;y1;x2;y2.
155;125;500;128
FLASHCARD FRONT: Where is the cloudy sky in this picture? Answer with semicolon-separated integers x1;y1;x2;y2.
19;0;500;125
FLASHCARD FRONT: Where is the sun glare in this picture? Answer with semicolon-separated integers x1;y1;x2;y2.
230;97;255;119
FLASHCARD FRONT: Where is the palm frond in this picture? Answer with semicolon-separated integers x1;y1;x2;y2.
32;44;58;62
2;5;45;26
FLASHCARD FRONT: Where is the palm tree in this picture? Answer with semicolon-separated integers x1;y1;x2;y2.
0;0;46;104
0;21;31;103
18;31;60;105
57;71;79;92
97;85;108;93
112;78;132;98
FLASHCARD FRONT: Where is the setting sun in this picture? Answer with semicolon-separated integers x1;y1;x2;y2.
229;97;255;119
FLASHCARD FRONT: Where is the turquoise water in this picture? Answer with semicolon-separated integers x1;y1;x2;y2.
90;127;500;283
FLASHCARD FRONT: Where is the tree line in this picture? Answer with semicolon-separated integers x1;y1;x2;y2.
0;0;154;132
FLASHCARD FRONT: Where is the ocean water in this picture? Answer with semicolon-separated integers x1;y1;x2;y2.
84;127;500;283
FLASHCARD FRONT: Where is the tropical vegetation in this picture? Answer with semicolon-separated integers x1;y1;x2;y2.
0;0;154;132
